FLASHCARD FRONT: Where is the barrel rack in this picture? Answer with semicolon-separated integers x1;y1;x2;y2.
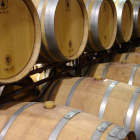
0;38;140;106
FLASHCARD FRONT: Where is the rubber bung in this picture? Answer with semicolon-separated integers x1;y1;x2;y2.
45;101;55;109
95;76;102;80
121;60;127;64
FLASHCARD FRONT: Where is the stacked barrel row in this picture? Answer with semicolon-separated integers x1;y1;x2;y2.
1;0;140;84
0;0;88;83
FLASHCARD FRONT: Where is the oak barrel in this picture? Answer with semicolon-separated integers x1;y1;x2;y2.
84;0;117;51
44;77;140;139
131;0;140;38
114;0;133;43
0;0;41;84
112;52;140;64
32;0;88;63
0;102;135;140
0;77;38;102
82;62;140;87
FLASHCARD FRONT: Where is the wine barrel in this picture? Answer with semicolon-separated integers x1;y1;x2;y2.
0;102;135;140
82;62;140;87
84;0;117;52
32;0;88;63
0;77;38;102
44;77;140;139
112;52;140;64
114;0;133;43
131;0;140;38
0;0;41;84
